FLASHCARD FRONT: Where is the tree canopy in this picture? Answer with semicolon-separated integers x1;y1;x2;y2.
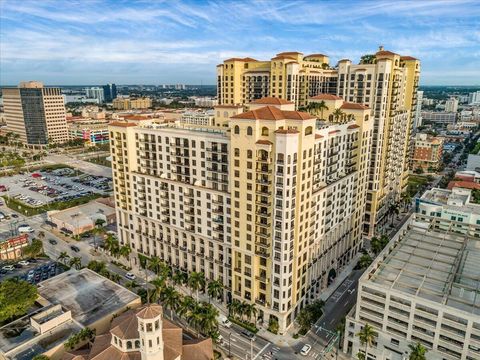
0;278;38;323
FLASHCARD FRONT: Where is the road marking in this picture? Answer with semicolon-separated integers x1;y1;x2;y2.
253;343;270;360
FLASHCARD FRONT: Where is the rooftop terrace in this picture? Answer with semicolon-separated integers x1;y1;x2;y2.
370;220;480;316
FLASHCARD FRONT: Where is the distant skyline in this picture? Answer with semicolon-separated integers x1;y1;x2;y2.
1;0;479;86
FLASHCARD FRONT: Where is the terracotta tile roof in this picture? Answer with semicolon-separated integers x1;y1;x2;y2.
251;97;294;105
275;129;299;134
110;121;137;127
310;94;342;100
136;303;163;319
448;181;480;190
400;56;418;61
304;53;328;58
231;106;314;121
110;310;139;339
376;50;398;56
276;51;302;56
224;57;257;62
348;124;360;129
182;338;214;360
341;102;369;110
256;140;273;145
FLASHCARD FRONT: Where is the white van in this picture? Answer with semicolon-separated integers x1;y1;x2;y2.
18;225;34;233
218;315;232;328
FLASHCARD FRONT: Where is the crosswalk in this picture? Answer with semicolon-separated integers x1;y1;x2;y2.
259;345;280;360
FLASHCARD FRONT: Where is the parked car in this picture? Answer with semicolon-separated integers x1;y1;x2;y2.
18;260;29;266
17;225;34;233
240;330;256;341
125;272;136;280
300;344;312;356
218;315;232;328
70;245;80;252
49;238;58;245
2;265;15;271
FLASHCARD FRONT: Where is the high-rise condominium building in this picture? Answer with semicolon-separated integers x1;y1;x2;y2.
109;96;372;333
85;87;105;103
445;97;459;113
2;81;68;147
218;48;420;237
102;83;117;102
344;210;480;360
216;52;338;108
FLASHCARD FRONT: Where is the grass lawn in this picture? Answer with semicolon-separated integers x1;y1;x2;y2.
87;156;111;167
406;175;430;197
2;193;106;216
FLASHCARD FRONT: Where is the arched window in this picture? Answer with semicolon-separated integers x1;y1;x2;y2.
247;150;253;159
364;115;369;121
135;340;140;348
224;111;228;117
234;125;240;134
247;126;253;135
305;126;313;135
262;127;269;136
127;341;132;349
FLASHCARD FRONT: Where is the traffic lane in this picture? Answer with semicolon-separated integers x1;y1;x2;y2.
218;324;270;360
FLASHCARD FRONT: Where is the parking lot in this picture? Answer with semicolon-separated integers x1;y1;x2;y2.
0;167;112;208
0;257;64;284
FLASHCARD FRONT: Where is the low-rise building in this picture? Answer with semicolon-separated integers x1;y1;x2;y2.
113;97;152;110
412;133;443;171
0;234;29;260
180;110;215;127
63;304;213;360
0;269;140;360
47;197;115;235
68;121;109;146
421;111;456;127
343;213;480;360
466;154;480;172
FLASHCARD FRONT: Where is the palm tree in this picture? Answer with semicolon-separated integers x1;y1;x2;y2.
187;304;203;336
150;277;166;303
188;272;206;301
408;342;428;360
58;251;69;265
207;279;223;303
333;108;345;122
314;100;329;120
401;192;412;211
388;202;400;226
148;256;162;275
356;323;377;360
242;302;257;324
173;270;187;286
199;302;220;336
161;286;180;319
69;256;82;270
104;234;119;257
118;244;132;268
227;299;241;318
358;254;372;269
178;295;196;319
370;237;383;255
125;280;139;291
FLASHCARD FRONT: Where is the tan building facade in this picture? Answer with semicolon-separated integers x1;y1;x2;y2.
2;81;69;147
113;97;153;110
109;96;372;333
412;133;443;171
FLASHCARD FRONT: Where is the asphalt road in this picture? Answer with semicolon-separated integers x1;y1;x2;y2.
218;323;271;360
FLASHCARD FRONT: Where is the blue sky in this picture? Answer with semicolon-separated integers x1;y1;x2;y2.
1;0;479;86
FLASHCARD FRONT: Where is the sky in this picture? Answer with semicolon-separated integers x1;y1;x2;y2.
1;0;479;86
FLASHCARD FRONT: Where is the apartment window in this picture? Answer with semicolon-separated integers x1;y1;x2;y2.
247;126;253;136
234;125;240;134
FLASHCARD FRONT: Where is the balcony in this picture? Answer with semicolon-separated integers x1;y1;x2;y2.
212;216;224;224
257;156;271;164
255;250;270;259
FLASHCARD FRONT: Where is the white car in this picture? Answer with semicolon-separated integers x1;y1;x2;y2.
18;260;29;266
300;344;312;356
18;225;34;233
2;265;15;271
219;315;232;328
125;272;136;280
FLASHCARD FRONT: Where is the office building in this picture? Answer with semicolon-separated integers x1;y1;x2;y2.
113;97;152;110
421;111;456;127
63;304;213;360
344;213;480;360
411;133;443;171
217;52;338;108
102;83;117;102
109;96;372;333
468;91;480;105
413;90;423;130
445;97;459;113
85;87;105;103
2;81;69;147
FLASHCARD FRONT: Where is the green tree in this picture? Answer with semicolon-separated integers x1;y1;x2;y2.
0;278;37;323
23;239;43;258
188;271;206;301
161;286;180;319
178;295;196;319
333;108;345;122
356;323;377;360
87;260;106;273
118;244;132;268
370;237;383;255
207;279;223;303
408;342;428;360
173;270;188;286
150;277;166;303
242;302;257;324
69;256;82;270
32;355;50;360
147;256;162;275
296;308;314;335
227;299;241;318
57;251;69;265
104;234;119;257
389;202;400;226
125;280;139;291
358;254;372;269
